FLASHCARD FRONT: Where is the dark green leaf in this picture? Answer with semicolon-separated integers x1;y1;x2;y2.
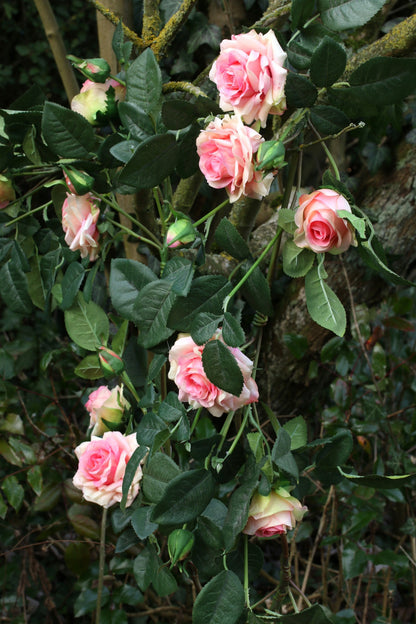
310;36;347;88
282;333;308;359
272;428;291;460
223;458;259;550
121;445;147;509
61;262;85;310
159;392;186;423
133;544;158;590
309;105;350;136
0;260;32;314
278;604;336;623
142;452;181;503
316;430;353;466
239;262;273;316
131;506;158;539
162;99;200;130
283;415;308;450
136;412;167;447
168;275;232;331
152;566;178;596
214;218;251;261
287;23;335;70
74;354;102;379
42;102;97;158
291;0;315;30
126;49;162;115
2;475;24;512
338;467;414;489
192;570;244;624
64;292;109;350
285;73;318;108
175;122;200;178
222;313;245;347
109;258;157;321
202;339;244;397
342;546;367;580
135;281;176;348
305;264;346;336
162;257;194;296
117;134;179;190
191;313;223;345
152;469;216;524
118;101;154;141
318;0;388;31
110;139;140;163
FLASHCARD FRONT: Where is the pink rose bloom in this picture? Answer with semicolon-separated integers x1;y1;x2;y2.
209;30;287;127
71;78;125;125
73;431;144;508
168;331;259;418
243;489;307;537
196;115;273;203
293;188;356;254
85;385;130;436
0;174;16;210
62;192;100;261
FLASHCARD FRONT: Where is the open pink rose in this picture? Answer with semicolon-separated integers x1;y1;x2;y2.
85;385;130;436
71;78;125;125
62;192;100;261
196;115;273;203
168;330;259;417
293;188;356;254
73;431;144;508
243;489;307;537
209;30;287;127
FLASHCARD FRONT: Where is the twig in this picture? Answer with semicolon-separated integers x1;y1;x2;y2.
151;0;199;60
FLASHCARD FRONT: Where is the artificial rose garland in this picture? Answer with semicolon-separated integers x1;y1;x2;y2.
168;331;259;417
209;29;287;127
61;192;100;261
243;488;307;537
196;115;274;203
85;385;130;437
73;431;144;508
293;188;356;254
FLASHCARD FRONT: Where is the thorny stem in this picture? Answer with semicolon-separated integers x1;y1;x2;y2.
96;507;108;624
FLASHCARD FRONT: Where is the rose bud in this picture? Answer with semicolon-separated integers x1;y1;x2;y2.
0;174;16;210
63;166;95;195
71;78;125;125
293;188;357;254
243;488;307;537
67;55;111;83
61;192;100;261
98;346;125;376
166;219;196;248
168;529;195;565
85;384;130;436
255;140;286;172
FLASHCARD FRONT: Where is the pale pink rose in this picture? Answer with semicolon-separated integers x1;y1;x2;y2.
62;193;100;261
209;30;287;127
73;431;144;508
85;385;130;437
168;330;259;418
71;78;125;125
0;174;16;210
293;188;356;254
196;115;273;203
243;489;307;537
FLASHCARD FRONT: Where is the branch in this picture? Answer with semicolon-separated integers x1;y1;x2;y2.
162;81;210;99
143;0;162;45
32;0;79;103
251;0;291;30
88;0;145;51
151;0;198;60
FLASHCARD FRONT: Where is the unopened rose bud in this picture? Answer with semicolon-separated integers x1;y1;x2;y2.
85;384;130;436
168;529;195;565
71;78;125;126
255;140;286;171
67;55;111;83
166;219;196;248
63;167;95;195
0;174;16;210
98;347;125;376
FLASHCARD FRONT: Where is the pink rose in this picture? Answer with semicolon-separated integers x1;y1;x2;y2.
196;115;273;203
73;431;144;508
85;385;130;436
0;174;16;210
71;78;125;125
62;192;100;261
243;489;307;537
209;30;287;127
168;330;259;418
293;188;356;254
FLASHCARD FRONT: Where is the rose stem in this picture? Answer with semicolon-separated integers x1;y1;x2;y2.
244;534;251;609
96;506;108;624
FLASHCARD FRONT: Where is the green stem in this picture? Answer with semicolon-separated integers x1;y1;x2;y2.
225;407;249;459
193;199;229;228
190;407;202;435
216;410;235;456
288;588;299;613
121;371;141;404
106;217;161;251
223;227;283;312
6;200;53;227
244;534;250;609
96;506;108;624
321;140;340;181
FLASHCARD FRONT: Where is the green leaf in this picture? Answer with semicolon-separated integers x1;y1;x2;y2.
190;313;223;345
0;493;7;520
118;101;154;141
338;467;414;489
162;257;194;296
290;0;315;30
287;23;335;70
283;415;308;450
61;262;85;310
110;258;158;322
305;262;346;336
74;354;102;379
277;208;297;234
214;218;251;261
2;475;24;512
358;235;413;286
168;275;232;331
342;546;367;580
282;333;308;359
0;260;32;314
133;544;158;591
142;452;181;503
278;604;336;623
192;570;244;624
27;465;43;496
64;292;109;350
316;430;353;466
337;210;366;238
222;313;245;348
152;469;216;525
202;339;244;397
162;99;200;130
175;122;200;178
153;566;178;597
309;105;350;135
159;392;186;423
310;36;347;88
135;281;176;348
117;134;179;190
285;73;318;108
318;0;388;31
283;240;315;278
223;458;259;550
41;102;97;158
126;48;162;115
239;262;273;316
121;445;147;509
131;506;158;539
188;19;221;53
